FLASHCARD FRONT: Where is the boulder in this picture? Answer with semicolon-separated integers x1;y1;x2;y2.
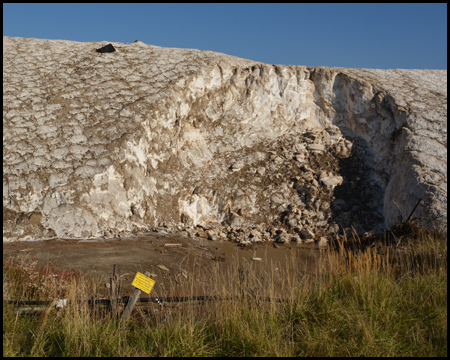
206;229;218;241
316;237;328;247
300;229;315;242
96;43;116;53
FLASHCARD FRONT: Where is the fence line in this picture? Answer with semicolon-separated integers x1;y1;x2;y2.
4;294;284;307
4;264;285;317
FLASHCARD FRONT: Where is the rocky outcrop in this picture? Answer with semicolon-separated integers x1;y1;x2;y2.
3;36;447;242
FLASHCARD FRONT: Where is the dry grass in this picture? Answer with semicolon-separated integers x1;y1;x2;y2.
3;225;447;356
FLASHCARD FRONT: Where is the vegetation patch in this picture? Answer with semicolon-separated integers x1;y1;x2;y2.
3;225;447;357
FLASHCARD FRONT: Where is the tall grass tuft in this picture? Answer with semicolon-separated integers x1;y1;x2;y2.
3;225;447;356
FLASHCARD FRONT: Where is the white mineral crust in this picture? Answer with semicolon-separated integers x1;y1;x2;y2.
3;36;447;241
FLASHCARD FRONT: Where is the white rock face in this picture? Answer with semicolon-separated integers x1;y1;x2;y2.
3;36;447;241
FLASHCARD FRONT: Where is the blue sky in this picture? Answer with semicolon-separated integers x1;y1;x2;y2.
3;3;447;69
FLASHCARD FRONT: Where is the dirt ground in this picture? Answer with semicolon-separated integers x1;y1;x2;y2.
3;232;322;300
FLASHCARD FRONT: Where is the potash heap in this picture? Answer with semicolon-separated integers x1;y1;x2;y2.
3;37;447;244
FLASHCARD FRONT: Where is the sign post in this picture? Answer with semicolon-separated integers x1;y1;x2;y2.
121;271;155;320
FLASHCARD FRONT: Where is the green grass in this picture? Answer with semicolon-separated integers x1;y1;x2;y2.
3;226;447;357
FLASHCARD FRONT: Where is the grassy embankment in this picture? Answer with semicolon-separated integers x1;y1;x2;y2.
3;224;447;357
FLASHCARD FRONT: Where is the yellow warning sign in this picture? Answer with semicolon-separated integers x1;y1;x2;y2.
131;272;156;294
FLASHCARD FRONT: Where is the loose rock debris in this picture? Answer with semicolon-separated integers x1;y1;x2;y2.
157;265;170;272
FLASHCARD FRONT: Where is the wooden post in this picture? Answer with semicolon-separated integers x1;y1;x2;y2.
121;270;151;321
110;264;120;319
238;266;246;301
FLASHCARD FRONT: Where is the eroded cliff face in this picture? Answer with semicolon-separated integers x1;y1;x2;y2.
3;37;447;242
